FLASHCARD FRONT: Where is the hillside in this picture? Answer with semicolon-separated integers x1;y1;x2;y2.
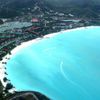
0;0;100;18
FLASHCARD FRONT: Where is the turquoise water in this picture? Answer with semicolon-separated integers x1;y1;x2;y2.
6;26;100;100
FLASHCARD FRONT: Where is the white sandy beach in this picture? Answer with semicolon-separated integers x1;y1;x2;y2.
0;26;95;91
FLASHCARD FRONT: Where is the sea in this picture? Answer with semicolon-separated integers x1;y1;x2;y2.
6;26;100;100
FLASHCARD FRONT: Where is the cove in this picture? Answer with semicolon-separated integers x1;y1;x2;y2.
6;26;100;100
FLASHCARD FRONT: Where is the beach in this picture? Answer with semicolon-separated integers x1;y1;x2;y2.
0;26;96;91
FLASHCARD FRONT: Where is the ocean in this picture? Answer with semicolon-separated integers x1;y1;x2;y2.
6;26;100;100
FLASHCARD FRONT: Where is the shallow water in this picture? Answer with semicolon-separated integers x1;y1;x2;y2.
6;26;100;100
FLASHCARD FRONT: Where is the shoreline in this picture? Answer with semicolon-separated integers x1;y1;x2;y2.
0;26;97;92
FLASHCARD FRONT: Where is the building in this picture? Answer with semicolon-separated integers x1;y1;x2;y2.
0;19;4;25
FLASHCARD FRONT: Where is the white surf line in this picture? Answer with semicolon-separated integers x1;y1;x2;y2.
44;26;90;38
0;53;16;93
60;61;90;97
0;54;10;85
0;37;44;92
0;26;94;91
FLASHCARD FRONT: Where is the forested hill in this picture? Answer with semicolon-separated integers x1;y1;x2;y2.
44;0;100;7
44;0;100;18
0;0;100;18
0;0;43;18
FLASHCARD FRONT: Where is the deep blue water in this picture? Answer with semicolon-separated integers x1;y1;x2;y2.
6;26;100;100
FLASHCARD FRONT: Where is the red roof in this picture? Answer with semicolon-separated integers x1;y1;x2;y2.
31;18;39;22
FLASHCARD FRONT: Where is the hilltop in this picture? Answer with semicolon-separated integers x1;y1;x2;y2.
0;0;100;18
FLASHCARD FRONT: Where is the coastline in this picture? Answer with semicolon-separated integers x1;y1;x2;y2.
0;26;96;91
